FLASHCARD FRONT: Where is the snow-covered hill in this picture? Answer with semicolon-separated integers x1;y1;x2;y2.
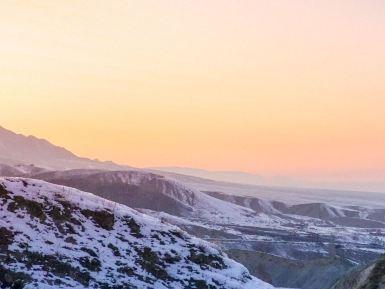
205;191;385;228
0;126;129;171
204;191;285;214
0;177;273;289
32;170;268;226
2;166;385;289
155;170;385;209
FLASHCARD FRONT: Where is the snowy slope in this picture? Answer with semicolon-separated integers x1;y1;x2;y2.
155;170;385;209
33;170;197;216
33;170;275;227
31;169;385;246
205;190;385;226
204;191;285;214
0;177;274;289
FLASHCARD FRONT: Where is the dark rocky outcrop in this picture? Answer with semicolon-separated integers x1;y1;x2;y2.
331;255;385;289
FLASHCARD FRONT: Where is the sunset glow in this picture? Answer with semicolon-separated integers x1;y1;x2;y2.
1;1;385;184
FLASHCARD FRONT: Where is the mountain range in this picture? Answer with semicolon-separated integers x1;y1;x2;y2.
149;167;270;186
2;164;385;288
1;125;385;289
0;126;129;171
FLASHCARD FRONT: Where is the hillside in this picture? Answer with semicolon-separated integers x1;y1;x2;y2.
0;177;273;289
154;170;385;209
31;170;263;225
331;255;385;289
0;126;129;171
205;191;385;228
227;249;355;289
149;167;267;186
2;167;385;289
32;169;196;216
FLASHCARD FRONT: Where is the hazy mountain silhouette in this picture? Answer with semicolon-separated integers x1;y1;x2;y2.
0;126;130;171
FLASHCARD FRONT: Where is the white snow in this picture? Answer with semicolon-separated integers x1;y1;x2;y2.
0;177;275;289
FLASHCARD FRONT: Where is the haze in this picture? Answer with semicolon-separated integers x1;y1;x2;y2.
1;1;385;191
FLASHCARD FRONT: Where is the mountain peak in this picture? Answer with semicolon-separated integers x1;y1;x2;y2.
0;126;130;171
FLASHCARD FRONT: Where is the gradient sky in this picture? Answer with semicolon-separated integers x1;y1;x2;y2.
1;1;385;187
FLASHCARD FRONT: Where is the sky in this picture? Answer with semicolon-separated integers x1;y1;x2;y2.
1;1;385;190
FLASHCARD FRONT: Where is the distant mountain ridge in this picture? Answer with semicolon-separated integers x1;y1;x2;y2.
149;166;385;193
30;169;264;225
149;166;269;186
0;126;130;171
1;126;385;289
205;191;385;228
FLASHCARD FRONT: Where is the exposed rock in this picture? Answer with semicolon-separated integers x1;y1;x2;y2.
331;255;385;289
0;177;272;289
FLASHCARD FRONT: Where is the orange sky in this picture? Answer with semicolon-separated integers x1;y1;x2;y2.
1;1;385;182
